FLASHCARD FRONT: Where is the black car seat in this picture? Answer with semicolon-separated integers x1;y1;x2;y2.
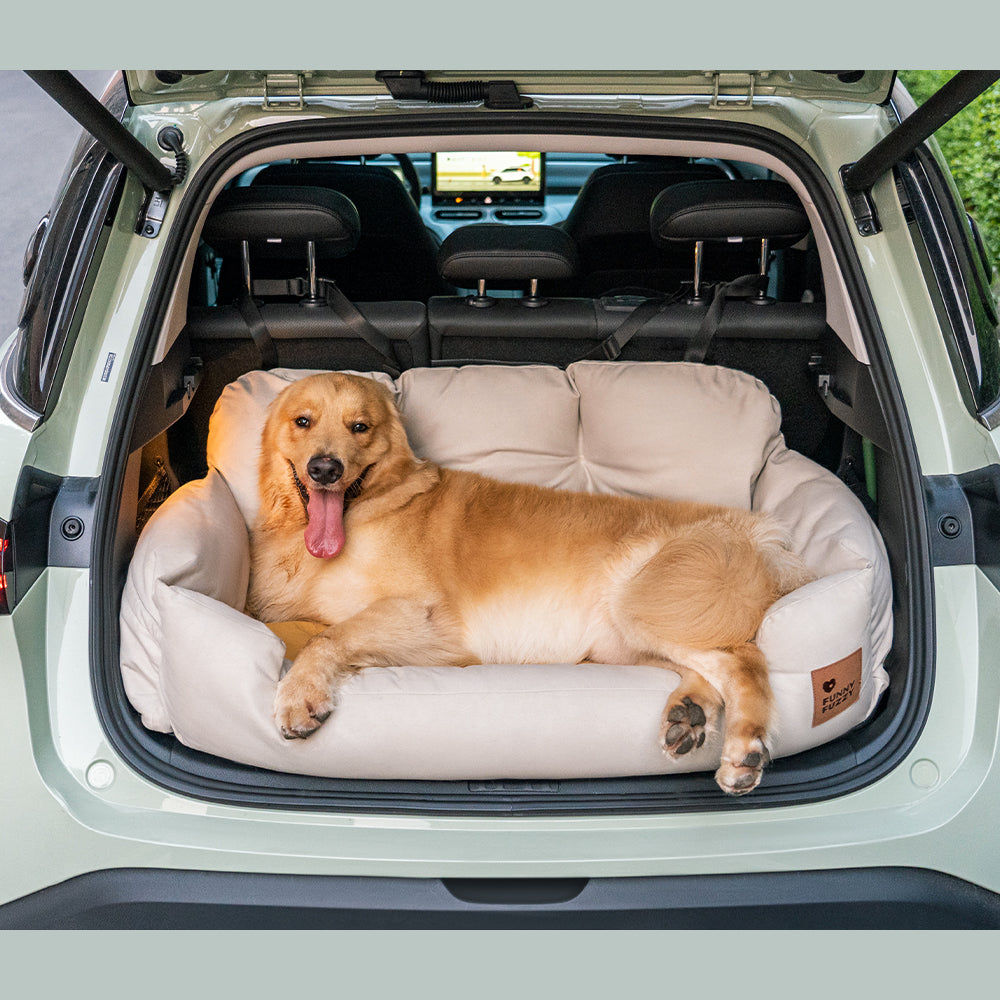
252;161;455;302
558;157;730;296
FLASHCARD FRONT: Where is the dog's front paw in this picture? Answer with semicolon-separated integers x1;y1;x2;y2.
715;736;771;795
273;671;337;740
659;695;708;758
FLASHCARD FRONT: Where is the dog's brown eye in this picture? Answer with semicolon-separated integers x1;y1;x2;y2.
295;416;311;429
351;422;370;434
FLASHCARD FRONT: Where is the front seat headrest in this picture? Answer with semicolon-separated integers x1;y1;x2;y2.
650;180;810;247
203;185;361;258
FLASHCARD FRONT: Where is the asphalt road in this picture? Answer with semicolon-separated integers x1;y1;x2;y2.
0;71;115;338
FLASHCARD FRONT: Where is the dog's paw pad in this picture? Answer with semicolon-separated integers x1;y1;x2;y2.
715;738;771;796
659;696;708;758
278;708;332;740
273;677;336;740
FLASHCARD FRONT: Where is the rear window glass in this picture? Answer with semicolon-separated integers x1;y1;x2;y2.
896;72;1000;418
12;140;123;416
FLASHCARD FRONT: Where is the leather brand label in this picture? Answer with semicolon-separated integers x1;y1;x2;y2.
811;649;863;727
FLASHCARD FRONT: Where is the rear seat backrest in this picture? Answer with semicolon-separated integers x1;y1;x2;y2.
645;178;826;456
428;192;828;460
557;158;730;295
429;206;820;366
253;162;455;302
178;186;432;482
196;185;430;370
649;178;812;300
431;223;592;364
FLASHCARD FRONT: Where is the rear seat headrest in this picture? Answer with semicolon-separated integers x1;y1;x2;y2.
650;180;810;248
203;185;361;258
438;224;579;284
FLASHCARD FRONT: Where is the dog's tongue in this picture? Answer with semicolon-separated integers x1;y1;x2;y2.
304;488;346;558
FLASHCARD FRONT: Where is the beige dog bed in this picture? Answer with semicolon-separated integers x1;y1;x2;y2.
119;361;891;780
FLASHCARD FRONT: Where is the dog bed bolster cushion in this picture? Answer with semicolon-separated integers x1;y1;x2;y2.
120;362;891;779
119;469;250;733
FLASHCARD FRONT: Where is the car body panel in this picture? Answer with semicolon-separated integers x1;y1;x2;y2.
2;69;1000;925
2;564;997;888
123;70;897;107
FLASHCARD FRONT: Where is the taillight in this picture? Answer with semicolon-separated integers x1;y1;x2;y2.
0;519;10;614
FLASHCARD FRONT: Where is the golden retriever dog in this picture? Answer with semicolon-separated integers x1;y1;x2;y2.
247;372;813;795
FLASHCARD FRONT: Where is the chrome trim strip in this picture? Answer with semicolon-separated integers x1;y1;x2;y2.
0;332;42;432
979;397;1000;431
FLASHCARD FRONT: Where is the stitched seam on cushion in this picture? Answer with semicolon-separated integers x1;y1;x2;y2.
339;681;678;698
760;566;871;627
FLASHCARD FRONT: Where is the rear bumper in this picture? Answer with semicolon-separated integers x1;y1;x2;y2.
2;866;998;929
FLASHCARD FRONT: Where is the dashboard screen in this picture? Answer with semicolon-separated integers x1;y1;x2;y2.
432;151;544;204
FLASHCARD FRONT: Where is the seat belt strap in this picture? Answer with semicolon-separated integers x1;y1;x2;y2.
584;292;682;363
683;273;765;363
322;282;403;378
236;290;279;370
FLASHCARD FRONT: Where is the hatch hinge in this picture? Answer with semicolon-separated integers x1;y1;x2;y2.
136;188;170;239
708;71;758;110
263;72;307;110
840;163;882;237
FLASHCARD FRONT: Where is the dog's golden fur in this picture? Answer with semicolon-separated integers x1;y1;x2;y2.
247;371;812;794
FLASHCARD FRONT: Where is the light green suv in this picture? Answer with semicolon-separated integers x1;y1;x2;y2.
2;69;1000;928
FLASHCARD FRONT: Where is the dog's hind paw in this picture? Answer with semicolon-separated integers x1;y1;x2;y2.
659;696;708;758
273;673;337;740
715;737;771;795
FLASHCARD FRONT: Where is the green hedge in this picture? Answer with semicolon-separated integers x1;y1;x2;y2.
898;70;1000;282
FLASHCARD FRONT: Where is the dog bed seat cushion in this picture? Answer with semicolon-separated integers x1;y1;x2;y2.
120;362;891;780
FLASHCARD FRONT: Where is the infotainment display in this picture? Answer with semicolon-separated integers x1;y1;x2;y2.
431;151;544;204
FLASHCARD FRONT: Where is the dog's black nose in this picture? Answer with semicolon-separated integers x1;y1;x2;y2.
306;455;344;486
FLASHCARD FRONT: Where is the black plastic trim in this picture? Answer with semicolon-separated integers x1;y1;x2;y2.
376;71;532;110
840;162;882;236
924;466;1000;589
7;467;99;608
2;867;997;929
91;109;933;817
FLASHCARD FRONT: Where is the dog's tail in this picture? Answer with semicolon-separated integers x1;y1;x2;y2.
749;514;815;597
618;512;809;652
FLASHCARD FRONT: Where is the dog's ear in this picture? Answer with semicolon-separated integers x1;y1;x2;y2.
255;389;307;531
369;378;402;415
376;383;416;452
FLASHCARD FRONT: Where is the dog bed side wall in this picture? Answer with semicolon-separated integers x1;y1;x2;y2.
120;469;252;732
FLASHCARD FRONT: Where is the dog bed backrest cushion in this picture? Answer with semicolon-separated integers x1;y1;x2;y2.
207;362;784;528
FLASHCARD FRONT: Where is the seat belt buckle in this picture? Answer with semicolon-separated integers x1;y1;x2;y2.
602;336;623;361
